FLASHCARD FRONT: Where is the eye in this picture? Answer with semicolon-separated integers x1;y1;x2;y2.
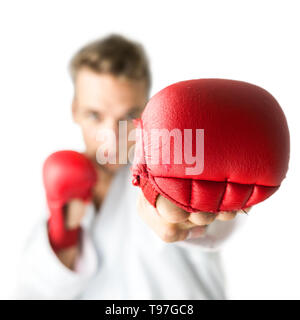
87;111;101;121
126;108;142;120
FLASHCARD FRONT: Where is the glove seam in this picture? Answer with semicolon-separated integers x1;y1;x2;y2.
150;175;279;188
189;179;193;207
148;174;276;212
216;178;228;212
244;184;256;207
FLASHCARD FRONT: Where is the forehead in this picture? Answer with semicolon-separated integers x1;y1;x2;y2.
74;68;147;115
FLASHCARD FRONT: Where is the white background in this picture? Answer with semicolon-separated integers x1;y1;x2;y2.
0;0;299;299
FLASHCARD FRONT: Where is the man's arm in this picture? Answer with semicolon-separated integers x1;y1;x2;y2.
15;204;98;299
55;199;88;270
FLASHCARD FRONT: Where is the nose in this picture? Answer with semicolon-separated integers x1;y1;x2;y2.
96;117;119;145
97;117;119;133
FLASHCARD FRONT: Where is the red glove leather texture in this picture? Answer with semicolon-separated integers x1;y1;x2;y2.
132;79;290;213
43;150;97;251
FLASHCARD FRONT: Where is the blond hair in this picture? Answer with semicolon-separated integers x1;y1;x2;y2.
70;34;151;92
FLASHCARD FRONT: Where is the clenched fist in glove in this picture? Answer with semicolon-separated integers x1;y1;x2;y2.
43;150;97;252
132;79;290;242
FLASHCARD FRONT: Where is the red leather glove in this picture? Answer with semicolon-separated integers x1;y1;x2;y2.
43;150;97;251
132;79;290;213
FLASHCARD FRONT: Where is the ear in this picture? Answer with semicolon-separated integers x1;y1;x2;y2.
72;98;79;124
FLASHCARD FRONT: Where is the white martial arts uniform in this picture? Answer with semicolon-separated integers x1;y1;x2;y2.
15;164;246;300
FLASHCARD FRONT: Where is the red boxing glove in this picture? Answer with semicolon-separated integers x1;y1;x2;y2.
43;150;97;251
132;79;290;213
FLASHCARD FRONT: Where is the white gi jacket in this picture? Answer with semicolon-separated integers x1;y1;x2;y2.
15;165;246;300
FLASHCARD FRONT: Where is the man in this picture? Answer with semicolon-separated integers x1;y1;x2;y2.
16;34;249;299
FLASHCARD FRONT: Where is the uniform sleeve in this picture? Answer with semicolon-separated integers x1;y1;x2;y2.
174;213;249;252
15;204;98;300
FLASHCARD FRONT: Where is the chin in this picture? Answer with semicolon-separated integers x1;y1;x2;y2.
86;149;128;173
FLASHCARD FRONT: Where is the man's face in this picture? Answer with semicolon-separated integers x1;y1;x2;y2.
72;68;148;173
